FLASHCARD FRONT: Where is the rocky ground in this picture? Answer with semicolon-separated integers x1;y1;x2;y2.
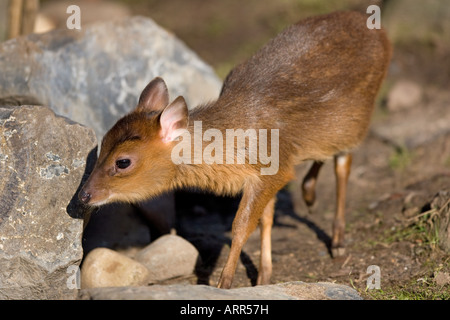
1;0;448;300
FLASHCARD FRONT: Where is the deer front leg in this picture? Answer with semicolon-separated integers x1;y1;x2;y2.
217;183;278;289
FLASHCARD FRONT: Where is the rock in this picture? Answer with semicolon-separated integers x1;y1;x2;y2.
0;16;222;141
0;105;97;300
135;234;200;283
79;281;363;300
81;248;150;289
387;80;423;112
434;271;450;287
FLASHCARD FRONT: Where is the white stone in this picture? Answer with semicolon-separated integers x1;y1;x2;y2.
81;248;150;289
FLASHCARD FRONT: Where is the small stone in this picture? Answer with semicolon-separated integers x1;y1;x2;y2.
135;234;200;283
387;80;422;112
81;248;150;289
434;271;450;287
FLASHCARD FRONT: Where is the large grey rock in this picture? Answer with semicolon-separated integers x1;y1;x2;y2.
0;105;97;299
79;281;363;300
0;16;222;141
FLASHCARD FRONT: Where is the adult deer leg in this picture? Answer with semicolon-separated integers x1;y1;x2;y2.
257;197;276;285
302;161;324;211
218;182;281;289
331;153;352;257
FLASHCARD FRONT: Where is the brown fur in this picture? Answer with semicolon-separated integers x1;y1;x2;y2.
80;11;391;288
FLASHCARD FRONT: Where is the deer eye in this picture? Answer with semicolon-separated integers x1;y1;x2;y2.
116;159;131;169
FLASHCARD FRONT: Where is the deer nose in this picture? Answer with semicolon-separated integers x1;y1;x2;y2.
79;190;92;204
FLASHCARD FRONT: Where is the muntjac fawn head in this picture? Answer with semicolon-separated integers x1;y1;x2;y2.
79;77;188;206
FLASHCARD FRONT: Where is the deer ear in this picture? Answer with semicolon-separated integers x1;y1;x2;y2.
136;77;169;113
160;96;189;143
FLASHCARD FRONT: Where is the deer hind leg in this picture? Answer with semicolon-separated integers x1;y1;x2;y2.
331;153;352;257
302;161;324;212
257;197;276;285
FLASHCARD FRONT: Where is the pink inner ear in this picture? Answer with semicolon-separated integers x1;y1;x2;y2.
160;112;181;141
160;97;188;142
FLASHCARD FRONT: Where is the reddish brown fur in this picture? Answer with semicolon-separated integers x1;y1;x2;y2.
80;11;391;288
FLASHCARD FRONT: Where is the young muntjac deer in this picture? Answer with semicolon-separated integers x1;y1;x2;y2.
79;11;391;289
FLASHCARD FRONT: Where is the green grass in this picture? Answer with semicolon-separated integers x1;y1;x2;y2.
388;146;414;171
361;258;450;300
444;156;450;168
364;275;450;300
361;203;449;300
382;209;441;251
